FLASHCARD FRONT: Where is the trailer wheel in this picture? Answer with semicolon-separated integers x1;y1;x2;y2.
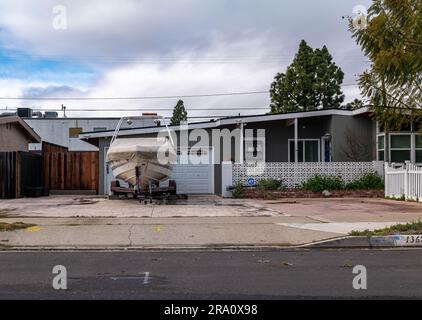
169;180;177;195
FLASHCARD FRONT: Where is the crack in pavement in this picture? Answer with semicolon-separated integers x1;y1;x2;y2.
127;225;134;246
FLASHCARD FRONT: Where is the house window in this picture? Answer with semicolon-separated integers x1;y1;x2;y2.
288;139;320;162
416;135;422;163
69;127;83;138
377;134;385;161
390;134;411;163
245;137;265;162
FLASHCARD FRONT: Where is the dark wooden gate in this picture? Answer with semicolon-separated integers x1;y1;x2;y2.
0;152;18;199
19;152;43;197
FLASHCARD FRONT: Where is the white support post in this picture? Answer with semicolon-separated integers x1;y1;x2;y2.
294;118;299;163
294;118;299;185
221;161;233;198
404;161;410;199
239;122;244;164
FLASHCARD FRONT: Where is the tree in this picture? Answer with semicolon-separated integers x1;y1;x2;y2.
340;128;372;161
170;99;188;125
349;0;422;131
270;40;345;113
342;98;365;110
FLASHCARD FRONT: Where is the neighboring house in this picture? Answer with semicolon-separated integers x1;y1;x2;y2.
377;122;422;164
0;116;41;151
0;116;42;199
22;112;161;151
80;107;386;196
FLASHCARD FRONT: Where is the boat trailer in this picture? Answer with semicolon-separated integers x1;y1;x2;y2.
110;179;177;204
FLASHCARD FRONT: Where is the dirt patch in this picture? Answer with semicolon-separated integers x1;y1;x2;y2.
0;222;36;232
242;188;384;200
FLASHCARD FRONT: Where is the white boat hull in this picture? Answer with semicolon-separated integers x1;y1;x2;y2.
106;137;176;189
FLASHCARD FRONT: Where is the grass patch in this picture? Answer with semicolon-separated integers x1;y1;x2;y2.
350;221;422;236
0;222;36;232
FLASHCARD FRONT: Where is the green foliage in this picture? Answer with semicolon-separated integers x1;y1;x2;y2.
301;175;344;192
270;40;345;113
342;98;365;110
231;183;244;198
256;179;285;190
346;172;384;190
349;0;422;132
170;100;188;126
350;221;422;236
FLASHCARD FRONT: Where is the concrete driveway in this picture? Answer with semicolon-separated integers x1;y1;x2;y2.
0;195;421;249
0;195;281;218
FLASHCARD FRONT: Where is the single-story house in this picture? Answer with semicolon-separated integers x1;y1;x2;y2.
79;107;421;196
0;116;41;151
0;116;42;199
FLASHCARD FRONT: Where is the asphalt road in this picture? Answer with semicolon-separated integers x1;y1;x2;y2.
1;249;422;299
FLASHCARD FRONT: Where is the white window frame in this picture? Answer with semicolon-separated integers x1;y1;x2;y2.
376;133;386;161
415;134;422;164
389;132;413;163
288;139;321;162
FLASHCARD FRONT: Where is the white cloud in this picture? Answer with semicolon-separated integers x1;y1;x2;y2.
0;0;372;118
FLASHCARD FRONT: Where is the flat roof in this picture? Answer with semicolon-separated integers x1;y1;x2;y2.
80;107;370;140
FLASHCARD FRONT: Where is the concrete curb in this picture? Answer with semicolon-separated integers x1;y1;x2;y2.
302;235;422;248
2;235;422;251
0;245;298;252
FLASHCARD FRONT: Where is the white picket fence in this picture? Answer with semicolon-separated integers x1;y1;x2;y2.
385;162;422;201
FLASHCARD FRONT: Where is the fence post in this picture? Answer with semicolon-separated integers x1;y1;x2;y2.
384;162;388;197
221;161;233;198
372;161;385;178
404;161;410;200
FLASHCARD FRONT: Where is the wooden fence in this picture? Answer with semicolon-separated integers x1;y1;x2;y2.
43;152;99;193
0;152;18;198
0;152;43;199
385;162;422;201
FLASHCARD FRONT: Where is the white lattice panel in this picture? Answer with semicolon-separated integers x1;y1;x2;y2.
233;162;376;187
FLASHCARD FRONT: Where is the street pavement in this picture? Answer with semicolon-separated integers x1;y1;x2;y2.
1;249;422;299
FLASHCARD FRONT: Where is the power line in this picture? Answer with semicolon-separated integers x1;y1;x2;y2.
0;91;269;101
0;83;359;101
0;107;269;112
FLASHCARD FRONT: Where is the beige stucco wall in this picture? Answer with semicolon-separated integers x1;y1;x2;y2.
0;123;30;152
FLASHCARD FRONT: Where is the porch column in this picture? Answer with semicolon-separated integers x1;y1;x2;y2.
294;118;299;163
239;122;244;164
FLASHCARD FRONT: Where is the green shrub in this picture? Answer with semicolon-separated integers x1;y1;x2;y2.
231;183;244;198
256;178;285;190
346;172;384;190
301;175;344;192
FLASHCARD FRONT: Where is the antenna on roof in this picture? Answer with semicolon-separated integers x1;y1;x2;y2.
61;104;67;118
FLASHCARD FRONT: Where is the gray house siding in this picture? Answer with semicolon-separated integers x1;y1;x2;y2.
246;116;331;162
330;115;375;162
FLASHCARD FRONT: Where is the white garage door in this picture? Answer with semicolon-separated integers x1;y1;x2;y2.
170;148;214;194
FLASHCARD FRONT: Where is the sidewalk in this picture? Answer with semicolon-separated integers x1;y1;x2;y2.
0;216;341;249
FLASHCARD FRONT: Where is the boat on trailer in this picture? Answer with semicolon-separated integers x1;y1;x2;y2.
106;117;177;203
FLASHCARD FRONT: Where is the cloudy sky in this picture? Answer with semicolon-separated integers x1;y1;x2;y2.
0;0;372;119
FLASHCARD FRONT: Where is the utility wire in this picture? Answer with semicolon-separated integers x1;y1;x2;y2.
0;91;269;101
0;83;359;101
0;107;270;112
